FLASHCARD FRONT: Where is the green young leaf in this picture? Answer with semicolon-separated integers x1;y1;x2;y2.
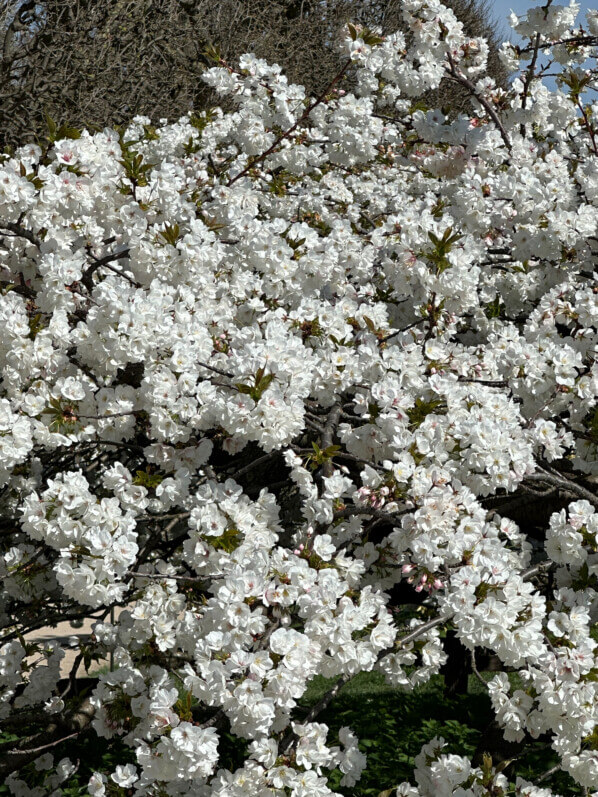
133;469;164;489
363;31;384;45
159;223;181;246
28;312;46;340
257;373;274;393
406;397;446;429
190;107;216;134
484;295;504;319
363;315;377;333
209;526;243;553
44;111;57;142
143;124;160;141
183;136;201;155
202;43;222;65
235;368;275;401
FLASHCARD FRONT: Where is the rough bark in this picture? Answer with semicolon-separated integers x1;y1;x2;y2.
0;0;509;151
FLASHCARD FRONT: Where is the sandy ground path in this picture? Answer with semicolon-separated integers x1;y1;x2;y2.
24;607;126;677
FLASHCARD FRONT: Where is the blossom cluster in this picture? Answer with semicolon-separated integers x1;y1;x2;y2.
0;0;597;793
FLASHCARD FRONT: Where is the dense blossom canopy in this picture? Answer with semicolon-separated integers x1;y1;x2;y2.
1;0;598;794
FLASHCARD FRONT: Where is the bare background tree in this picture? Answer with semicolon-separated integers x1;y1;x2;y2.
0;0;509;151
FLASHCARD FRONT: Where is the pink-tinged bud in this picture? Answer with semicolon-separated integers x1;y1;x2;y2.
402;564;414;574
356;487;370;502
379;486;390;496
299;544;304;551
420;574;427;584
414;584;424;592
293;549;301;556
433;578;443;590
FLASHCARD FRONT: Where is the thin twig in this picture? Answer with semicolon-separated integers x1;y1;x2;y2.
196;361;234;379
537;763;562;783
227;59;353;188
445;52;511;151
379;318;426;344
470;649;488;688
200;709;224;729
521;559;556;581
127;570;205;584
9;730;80;756
457;378;508;387
229;453;277;480
517;34;598;55
333;504;413;521
281;615;445;754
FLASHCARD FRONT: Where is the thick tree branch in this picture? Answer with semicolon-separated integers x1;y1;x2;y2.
80;247;134;291
0;219;41;248
526;469;598;508
0;697;95;779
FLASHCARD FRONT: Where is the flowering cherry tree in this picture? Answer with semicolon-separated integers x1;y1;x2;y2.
1;0;598;793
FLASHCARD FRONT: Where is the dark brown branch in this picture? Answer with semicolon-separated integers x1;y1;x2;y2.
196;361;235;379
332;504;412;521
457;377;509;387
526;470;598;508
519;1;554;134
0;697;95;778
127;570;206;584
445;51;511;151
380;318;426;344
0;219;41;248
80;248;134;291
280;615;445;754
226;58;353;188
517;33;598;55
320;403;342;478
